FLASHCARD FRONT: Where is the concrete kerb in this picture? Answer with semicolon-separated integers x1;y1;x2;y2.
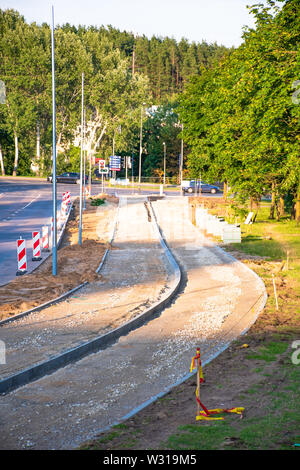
0;200;115;327
89;205;268;440
0;198;182;395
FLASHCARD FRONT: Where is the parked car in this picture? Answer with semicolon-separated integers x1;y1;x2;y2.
47;172;88;184
181;180;221;194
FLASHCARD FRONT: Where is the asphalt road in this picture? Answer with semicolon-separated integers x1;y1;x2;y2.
0;178;222;286
0;179;80;286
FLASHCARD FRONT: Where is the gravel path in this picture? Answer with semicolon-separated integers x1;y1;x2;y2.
0;197;170;381
0;197;266;449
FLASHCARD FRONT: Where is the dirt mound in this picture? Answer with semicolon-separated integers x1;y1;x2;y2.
91;192;119;205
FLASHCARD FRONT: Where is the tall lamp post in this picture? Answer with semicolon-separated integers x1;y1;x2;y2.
51;6;57;275
78;72;84;246
0;81;6;175
163;142;166;185
138;103;146;185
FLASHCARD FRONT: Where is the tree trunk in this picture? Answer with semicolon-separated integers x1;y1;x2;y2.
37;120;40;159
252;197;260;223
275;201;281;221
279;196;285;217
0;143;5;175
223;181;227;201
250;197;254;211
12;130;19;176
269;182;276;219
35;120;41;175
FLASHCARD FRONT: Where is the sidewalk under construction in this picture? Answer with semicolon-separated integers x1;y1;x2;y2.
0;197;266;449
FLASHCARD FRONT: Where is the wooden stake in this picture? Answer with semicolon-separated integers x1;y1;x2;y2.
197;356;200;417
272;273;279;310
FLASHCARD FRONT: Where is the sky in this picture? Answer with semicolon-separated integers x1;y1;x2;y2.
0;0;263;47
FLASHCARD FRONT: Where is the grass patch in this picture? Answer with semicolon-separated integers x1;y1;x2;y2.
166;422;235;450
246;341;289;362
164;350;299;450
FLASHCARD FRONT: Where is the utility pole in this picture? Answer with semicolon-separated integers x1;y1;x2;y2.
83;108;86;209
88;114;92;197
51;6;57;275
0;81;6;175
79;72;84;246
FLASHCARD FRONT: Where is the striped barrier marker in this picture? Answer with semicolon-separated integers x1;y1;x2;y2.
32;231;42;261
57;212;62;229
42;225;50;252
16;237;27;275
65;191;71;205
61;200;67;216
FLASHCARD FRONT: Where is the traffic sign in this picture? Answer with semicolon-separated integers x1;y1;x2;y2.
99;159;106;169
109;155;121;171
99;168;109;174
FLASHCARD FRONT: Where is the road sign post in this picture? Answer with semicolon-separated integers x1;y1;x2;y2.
98;161;108;193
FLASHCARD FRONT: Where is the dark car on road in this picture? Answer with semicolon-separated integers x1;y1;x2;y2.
47;172;88;184
182;180;221;194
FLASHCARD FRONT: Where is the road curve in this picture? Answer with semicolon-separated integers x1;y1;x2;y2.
0;197;171;388
0;197;266;449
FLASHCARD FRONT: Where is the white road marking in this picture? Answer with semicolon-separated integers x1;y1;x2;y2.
0;193;41;221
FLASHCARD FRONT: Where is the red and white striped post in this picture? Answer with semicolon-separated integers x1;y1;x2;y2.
32;231;42;261
65;191;71;205
16;237;27;275
61;200;67;217
42;225;50;252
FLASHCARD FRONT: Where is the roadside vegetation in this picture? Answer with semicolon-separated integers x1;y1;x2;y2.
179;0;300;221
0;9;225;179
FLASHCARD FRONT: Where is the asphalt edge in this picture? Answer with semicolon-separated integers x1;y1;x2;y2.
0;200;73;290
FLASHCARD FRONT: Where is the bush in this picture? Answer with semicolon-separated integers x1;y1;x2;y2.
90;198;105;206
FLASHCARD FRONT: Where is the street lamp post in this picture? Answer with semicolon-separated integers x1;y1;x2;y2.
83;108;86;209
163;142;166;185
0;81;6;175
79;72;84;246
51;6;57;275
